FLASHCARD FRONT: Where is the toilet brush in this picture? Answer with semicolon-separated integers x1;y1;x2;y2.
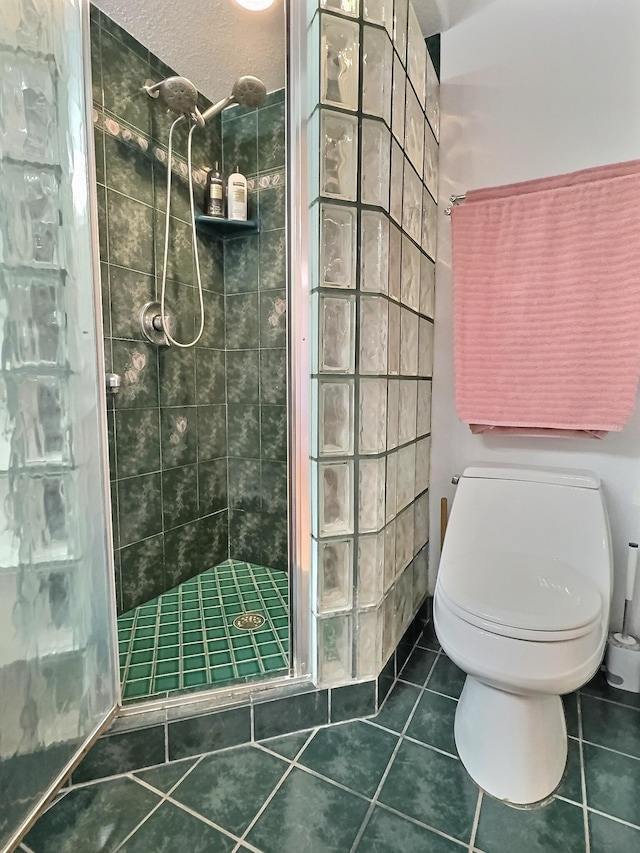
605;542;640;692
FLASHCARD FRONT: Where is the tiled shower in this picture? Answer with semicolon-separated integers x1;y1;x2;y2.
90;6;289;700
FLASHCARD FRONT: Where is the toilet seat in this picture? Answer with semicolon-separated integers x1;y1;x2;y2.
438;550;602;642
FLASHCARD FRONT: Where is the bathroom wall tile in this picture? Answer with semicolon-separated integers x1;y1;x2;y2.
227;403;261;459
118;472;163;546
90;16;103;106
321;204;357;289
320;109;358;201
159;347;196;407
164;512;228;588
94;126;105;185
259;290;287;348
115;408;161;477
104;132;154;206
161;406;197;469
260;349;287;405
360;210;389;294
260;509;289;571
258;102;286;172
257;182;286;231
230;510;262;564
330;681;376;722
153;160;196;224
101;30;152;135
119;534;165;613
222;109;258;178
198;459;228;516
320;13;360;113
72;726;165;784
228;458;261;511
162;464;198;529
195;348;226;404
318;380;354;456
168;706;252;760
361;118;390;209
225;234;259;294
108;266;155;341
226;350;259;403
362;25;393;126
199;290;225;349
253;690;329;740
261;405;288;462
317;538;353;613
259;229;286;291
197;405;227;460
106;191;155;275
318;613;352;685
196;232;225;293
261;460;288;515
226;292;259;349
162;279;197;341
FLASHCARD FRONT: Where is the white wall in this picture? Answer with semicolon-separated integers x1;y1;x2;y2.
94;0;285;105
431;0;640;634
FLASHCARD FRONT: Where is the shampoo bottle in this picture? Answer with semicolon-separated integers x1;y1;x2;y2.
205;162;224;218
227;167;248;221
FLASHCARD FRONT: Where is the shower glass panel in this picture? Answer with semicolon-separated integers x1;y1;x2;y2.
0;0;118;848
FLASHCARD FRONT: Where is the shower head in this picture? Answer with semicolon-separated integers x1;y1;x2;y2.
200;75;268;123
143;76;205;125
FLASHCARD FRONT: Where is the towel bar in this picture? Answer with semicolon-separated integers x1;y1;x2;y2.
445;194;466;215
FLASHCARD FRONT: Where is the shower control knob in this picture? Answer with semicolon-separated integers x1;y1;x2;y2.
106;373;121;395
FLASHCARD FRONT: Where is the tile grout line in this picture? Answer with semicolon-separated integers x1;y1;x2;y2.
467;790;483;852
577;692;591;853
347;647;442;852
197;571;214;683
231;562;266;676
247;562;289;665
585;806;640;831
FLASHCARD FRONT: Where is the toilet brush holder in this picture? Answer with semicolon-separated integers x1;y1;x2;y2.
605;632;640;693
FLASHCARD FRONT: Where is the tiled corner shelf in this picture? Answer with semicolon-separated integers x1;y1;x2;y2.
195;214;260;237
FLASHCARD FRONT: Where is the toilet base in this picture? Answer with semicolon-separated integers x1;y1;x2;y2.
455;676;568;805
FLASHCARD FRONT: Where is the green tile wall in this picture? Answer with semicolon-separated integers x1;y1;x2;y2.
91;7;227;613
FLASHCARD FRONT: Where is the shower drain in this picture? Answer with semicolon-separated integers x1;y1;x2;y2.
233;612;266;630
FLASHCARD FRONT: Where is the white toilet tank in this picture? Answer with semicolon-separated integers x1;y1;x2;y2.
443;464;613;600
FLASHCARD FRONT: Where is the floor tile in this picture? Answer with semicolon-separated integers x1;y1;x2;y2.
24;778;160;853
168;705;251;761
563;693;579;738
246;767;370;853
581;695;640;758
356;805;463;852
378;740;478;842
588;811;640;852
134;757;197;792
398;646;438;686
331;681;377;722
406;689;457;755
253;689;329;740
171;744;288;835
581;670;640;711
416;623;440;652
118;800;236;852
556;738;583;804
298;721;398;798
372;680;421;733
583;743;640;825
475;796;586;853
426;655;466;699
72;726;165;784
258;730;312;760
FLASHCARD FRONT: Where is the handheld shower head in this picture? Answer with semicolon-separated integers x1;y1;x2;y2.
143;76;204;125
200;75;268;123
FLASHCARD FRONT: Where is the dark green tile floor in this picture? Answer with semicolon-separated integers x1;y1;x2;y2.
24;629;640;852
118;560;290;702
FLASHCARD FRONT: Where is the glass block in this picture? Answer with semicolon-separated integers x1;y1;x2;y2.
382;588;396;663
357;608;382;679
0;52;58;163
413;547;429;610
14;472;73;564
359;457;386;533
384;519;396;590
396;443;416;511
419;318;434;376
319;461;354;535
401;235;421;311
391;53;406;143
317;538;353;613
395;561;414;637
404;85;424;178
415;436;431;496
387;302;400;376
361;119;390;209
406;2;427;105
319;294;356;373
0;0;54;52
363;0;393;33
357;532;384;608
388;221;402;301
426;49;440;141
417;380;432;437
414;492;430;556
393;0;408;64
359;378;387;454
11;377;71;467
402;160;422;245
321;109;358;201
321;13;360;112
386;380;399;450
360;210;389;294
318;614;352;685
3;269;65;367
400;308;418;376
2;164;60;267
359;296;388;375
362;25;393;126
398;379;417;446
319;380;354;455
396;505;414;574
424;124;438;201
389;141;404;225
320;204;357;288
321;0;359;17
422;187;437;260
420;254;436;319
385;449;397;522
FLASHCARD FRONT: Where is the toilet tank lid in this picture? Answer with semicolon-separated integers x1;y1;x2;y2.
462;464;600;490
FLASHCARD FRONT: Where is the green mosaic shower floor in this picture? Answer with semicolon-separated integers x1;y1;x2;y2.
117;560;290;703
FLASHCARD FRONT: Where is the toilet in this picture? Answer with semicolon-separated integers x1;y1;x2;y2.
434;464;612;805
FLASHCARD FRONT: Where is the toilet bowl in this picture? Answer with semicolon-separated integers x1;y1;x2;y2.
434;464;612;805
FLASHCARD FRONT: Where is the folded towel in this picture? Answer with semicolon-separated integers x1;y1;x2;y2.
452;159;640;436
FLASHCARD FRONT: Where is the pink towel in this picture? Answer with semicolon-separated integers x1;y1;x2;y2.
452;159;640;437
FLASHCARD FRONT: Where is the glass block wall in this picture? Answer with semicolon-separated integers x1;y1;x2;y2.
308;0;439;684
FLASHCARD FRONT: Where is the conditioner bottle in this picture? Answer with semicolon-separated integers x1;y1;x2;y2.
227;166;248;221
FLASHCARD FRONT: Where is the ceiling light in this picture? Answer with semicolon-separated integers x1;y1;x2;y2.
233;0;276;10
